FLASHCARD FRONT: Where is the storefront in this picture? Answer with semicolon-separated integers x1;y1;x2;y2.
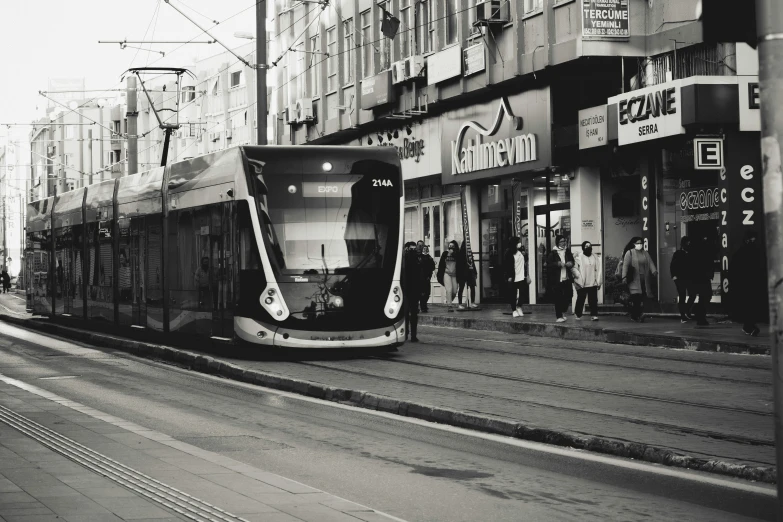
606;75;766;316
440;88;558;303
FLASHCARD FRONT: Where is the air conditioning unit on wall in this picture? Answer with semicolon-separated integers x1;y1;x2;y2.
296;98;315;123
475;0;509;25
405;55;424;79
391;61;407;84
285;104;298;125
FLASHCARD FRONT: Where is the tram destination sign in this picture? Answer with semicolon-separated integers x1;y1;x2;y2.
582;0;629;39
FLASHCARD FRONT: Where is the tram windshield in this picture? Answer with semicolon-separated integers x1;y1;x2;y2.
258;173;399;277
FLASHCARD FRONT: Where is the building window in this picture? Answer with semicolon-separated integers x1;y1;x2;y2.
309;36;320;97
327;26;337;92
181;86;196;103
212;77;219;96
361;10;372;78
428;0;437;52
65;126;75;139
524;0;543;13
446;0;458;44
400;0;411;58
343;19;354;84
63;154;72;167
231;71;243;88
375;2;390;74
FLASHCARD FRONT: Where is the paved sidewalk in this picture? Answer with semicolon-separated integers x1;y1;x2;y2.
0;375;400;522
418;304;770;355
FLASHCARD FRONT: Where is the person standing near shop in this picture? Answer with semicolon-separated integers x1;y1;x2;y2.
547;235;575;323
402;241;421;342
622;237;658;322
437;240;460;312
689;236;714;327
670;236;694;323
574;241;602;321
457;241;479;310
504;236;530;317
731;229;764;336
417;241;435;313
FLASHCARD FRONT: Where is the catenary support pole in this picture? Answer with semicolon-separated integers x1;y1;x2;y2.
257;0;267;146
127;76;138;175
756;0;783;516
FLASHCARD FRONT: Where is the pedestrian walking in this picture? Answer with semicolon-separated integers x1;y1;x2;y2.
1;267;10;294
457;241;479;310
670;236;694;323
689;236;714;327
731;229;764;336
573;241;602;321
504;236;530;317
402;241;421;342
621;237;658;322
417;241;435;313
437;240;460;312
547;235;575;322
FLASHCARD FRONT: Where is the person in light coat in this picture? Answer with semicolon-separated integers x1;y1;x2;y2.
573;241;602;321
622;237;658;322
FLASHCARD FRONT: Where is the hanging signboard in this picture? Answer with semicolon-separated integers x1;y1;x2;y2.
581;0;630;39
463;43;486;77
608;79;685;145
578;105;607;149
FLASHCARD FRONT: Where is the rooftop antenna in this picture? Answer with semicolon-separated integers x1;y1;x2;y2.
123;67;195;167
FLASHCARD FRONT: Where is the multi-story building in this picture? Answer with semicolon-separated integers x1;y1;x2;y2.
266;0;764;318
0;134;29;277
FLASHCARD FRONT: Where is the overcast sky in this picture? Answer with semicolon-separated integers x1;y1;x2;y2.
0;0;263;132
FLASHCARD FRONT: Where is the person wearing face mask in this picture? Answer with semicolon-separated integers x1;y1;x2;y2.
504;236;530;317
573;241;602;321
670;236;694;323
547;235;576;323
731;229;764;336
417;241;435;313
622;237;658;322
437;240;460;312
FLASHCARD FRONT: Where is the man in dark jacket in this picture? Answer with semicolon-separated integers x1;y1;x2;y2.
402;242;421;342
670;236;693;323
546;235;576;322
417;240;435;313
731;229;764;336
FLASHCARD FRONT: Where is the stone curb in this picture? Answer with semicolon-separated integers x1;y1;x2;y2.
4;314;774;484
418;314;771;355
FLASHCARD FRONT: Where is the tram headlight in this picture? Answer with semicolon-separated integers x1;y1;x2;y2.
260;285;289;321
384;283;402;319
265;297;273;305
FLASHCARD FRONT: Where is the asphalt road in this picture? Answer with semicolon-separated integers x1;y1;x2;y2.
0;322;774;521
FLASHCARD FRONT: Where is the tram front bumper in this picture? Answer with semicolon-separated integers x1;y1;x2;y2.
235;316;405;348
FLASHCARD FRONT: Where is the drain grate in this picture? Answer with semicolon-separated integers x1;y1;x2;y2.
0;404;250;522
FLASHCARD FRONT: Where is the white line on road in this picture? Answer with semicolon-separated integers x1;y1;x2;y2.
0;321;774;499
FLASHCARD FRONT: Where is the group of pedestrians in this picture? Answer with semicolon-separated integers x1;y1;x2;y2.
502;235;604;323
402;239;480;342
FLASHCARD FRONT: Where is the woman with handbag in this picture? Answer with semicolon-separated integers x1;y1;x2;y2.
622;237;658;322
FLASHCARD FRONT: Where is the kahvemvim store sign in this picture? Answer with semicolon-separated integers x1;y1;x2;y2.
440;88;552;184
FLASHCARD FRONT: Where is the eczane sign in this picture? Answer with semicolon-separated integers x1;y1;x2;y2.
608;80;685;145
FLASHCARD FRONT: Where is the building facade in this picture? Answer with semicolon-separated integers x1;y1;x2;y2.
267;0;760;311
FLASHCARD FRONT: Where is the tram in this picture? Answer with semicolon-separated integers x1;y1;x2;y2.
25;146;405;349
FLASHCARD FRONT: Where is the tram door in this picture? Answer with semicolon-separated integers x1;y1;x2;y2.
167;202;235;338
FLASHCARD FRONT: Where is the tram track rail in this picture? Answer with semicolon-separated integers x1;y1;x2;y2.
0;404;250;522
420;334;770;386
293;359;773;451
